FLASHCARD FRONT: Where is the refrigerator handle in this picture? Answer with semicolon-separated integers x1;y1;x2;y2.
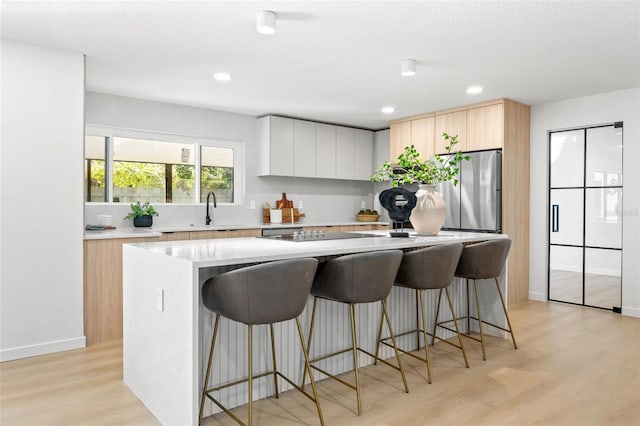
552;204;559;232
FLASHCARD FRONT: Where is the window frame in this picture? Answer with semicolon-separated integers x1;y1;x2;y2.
85;125;244;205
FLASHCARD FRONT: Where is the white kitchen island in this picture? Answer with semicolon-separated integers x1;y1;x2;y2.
122;230;508;426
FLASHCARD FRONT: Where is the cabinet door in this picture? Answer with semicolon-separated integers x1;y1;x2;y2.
435;111;467;153
354;129;373;180
227;229;261;238
411;116;435;159
467;104;504;150
336;127;355;179
390;120;411;160
269;116;294;175
294;120;316;177
191;230;227;239
316;123;337;178
158;232;191;241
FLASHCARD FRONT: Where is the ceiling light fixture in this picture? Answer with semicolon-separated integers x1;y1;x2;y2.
257;10;276;35
400;59;416;77
382;106;395;114
467;86;483;94
213;72;231;82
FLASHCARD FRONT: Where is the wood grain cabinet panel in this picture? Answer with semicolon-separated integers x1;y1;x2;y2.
466;103;504;151
411;116;435;159
84;237;156;345
226;229;261;238
390;120;411;160
435;110;467;153
190;230;228;239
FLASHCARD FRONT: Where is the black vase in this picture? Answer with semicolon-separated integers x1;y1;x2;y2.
133;215;153;228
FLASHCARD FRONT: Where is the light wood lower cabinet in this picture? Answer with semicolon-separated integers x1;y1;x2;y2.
83;228;260;345
83;237;157;345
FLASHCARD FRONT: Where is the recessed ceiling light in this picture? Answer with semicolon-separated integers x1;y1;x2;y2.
213;72;231;82
467;86;483;94
382;106;395;114
257;10;276;35
400;59;416;77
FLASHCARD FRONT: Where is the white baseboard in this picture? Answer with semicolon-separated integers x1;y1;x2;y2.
0;336;86;362
529;291;546;302
622;306;640;318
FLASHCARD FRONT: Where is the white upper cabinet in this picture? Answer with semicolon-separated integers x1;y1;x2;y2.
316;123;337;178
294;120;316;177
354;129;373;180
336;127;356;179
258;116;294;176
259;116;373;180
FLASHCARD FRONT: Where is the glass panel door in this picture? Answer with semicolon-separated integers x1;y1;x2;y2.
548;124;623;311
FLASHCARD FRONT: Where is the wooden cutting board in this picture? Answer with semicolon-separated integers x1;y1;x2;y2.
276;192;293;209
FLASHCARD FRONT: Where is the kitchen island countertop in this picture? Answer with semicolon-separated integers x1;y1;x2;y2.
123;230;507;426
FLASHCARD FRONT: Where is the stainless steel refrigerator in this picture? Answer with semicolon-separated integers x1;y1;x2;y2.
437;149;502;233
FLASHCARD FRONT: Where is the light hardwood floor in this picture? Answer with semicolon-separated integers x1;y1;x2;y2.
2;301;639;425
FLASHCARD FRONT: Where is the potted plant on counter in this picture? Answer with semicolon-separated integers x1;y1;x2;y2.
124;201;159;228
371;132;469;235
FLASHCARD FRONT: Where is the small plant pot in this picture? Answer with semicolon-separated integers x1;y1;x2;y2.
133;215;153;228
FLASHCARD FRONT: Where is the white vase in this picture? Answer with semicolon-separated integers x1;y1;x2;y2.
409;184;447;235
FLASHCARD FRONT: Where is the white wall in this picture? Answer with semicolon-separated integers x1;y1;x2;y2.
84;92;376;228
1;41;86;360
530;87;640;317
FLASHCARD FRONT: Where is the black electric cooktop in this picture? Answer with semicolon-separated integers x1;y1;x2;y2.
261;232;383;242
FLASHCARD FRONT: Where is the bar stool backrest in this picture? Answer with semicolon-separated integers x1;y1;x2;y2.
312;250;403;304
201;258;318;325
455;239;512;280
395;243;464;289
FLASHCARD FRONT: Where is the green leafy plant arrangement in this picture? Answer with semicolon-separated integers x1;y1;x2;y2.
123;201;159;220
371;132;470;187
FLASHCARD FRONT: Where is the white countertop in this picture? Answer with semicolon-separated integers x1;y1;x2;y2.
84;221;389;240
124;230;505;268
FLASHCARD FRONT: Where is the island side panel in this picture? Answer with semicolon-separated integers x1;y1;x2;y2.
123;244;200;426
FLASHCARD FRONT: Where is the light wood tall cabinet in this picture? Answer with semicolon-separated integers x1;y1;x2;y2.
389;98;531;304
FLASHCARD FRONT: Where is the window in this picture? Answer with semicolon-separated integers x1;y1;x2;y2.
85;135;107;202
84;127;243;204
201;146;234;203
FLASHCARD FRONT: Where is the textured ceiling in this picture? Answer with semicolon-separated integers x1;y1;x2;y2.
2;1;639;129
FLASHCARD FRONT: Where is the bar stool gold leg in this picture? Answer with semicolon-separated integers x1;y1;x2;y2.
472;280;487;361
494;277;518;349
269;324;279;398
247;324;253;426
302;297;318;388
373;300;385;364
382;299;409;393
415;289;421;349
199;314;220;425
431;288;443;346
417;291;433;384
445;287;469;368
466;278;471;335
349;303;362;415
295;318;325;426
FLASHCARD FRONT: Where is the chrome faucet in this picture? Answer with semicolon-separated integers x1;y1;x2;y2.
205;191;217;225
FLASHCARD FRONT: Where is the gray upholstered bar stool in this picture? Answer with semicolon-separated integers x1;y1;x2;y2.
302;250;408;416
375;243;468;384
444;238;517;361
199;258;324;426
